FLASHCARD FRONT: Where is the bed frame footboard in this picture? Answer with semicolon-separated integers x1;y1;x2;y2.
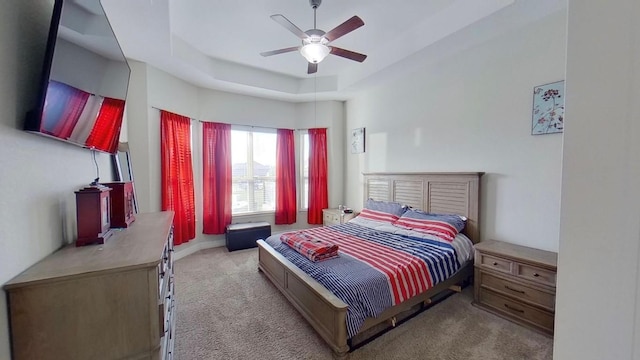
258;240;350;357
257;239;473;358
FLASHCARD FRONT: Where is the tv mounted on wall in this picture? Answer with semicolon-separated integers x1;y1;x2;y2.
24;0;130;154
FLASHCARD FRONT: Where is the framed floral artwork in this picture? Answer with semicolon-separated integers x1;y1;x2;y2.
350;127;365;154
532;80;565;135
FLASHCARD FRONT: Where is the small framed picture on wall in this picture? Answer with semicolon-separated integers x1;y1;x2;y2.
351;127;365;154
532;80;565;135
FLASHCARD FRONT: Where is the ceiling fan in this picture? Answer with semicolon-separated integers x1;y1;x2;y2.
260;0;367;74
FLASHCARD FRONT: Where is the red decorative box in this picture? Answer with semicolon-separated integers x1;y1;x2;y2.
75;185;113;246
102;181;136;228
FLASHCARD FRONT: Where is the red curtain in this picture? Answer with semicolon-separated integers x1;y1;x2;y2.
85;97;125;153
202;122;232;234
275;129;297;224
160;110;196;245
307;128;328;224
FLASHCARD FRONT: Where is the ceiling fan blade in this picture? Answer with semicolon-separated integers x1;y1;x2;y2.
271;14;308;40
260;46;300;57
324;16;365;42
308;62;318;74
330;47;367;62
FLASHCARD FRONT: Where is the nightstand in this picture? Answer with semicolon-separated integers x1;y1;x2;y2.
472;240;557;336
322;208;357;226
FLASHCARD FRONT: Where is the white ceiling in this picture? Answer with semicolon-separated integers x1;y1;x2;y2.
97;0;567;102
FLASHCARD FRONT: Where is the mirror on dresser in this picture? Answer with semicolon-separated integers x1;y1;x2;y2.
111;141;138;213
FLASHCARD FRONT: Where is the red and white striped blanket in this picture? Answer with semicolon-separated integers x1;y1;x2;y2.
280;231;339;262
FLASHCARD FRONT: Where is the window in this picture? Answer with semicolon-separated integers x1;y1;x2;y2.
299;131;310;209
231;128;277;214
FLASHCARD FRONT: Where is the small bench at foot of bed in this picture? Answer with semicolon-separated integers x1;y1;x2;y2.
225;222;271;251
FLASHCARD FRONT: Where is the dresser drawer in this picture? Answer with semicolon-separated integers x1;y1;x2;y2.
479;271;555;311
516;263;556;287
479;288;554;333
477;254;513;274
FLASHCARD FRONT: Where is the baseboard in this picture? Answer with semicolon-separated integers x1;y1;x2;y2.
174;239;224;261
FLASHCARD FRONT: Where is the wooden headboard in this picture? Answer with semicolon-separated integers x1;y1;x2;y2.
362;172;483;243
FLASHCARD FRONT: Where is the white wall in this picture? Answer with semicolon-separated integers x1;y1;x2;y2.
345;10;566;252
554;1;640;359
0;1;115;357
126;60;152;213
126;65;347;256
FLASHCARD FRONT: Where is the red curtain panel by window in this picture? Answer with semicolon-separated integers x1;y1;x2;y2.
202;121;232;234
160;110;196;245
307;128;328;225
275;129;297;224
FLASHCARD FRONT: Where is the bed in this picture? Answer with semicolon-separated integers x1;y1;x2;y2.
257;172;482;358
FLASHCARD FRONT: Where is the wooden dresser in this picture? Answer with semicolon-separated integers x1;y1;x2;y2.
322;208;357;226
4;212;176;360
472;240;557;336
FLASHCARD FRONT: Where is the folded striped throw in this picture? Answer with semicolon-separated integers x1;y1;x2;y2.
280;231;339;262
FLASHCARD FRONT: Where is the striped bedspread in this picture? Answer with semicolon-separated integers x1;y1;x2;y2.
265;222;465;338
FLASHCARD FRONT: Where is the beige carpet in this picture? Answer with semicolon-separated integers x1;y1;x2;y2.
174;247;553;360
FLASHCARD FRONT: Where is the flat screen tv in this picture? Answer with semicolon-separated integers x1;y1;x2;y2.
25;0;130;154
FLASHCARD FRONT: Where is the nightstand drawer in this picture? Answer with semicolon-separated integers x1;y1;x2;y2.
323;212;340;225
516;263;556;287
479;288;554;333
480;272;555;311
322;208;357;226
478;254;513;274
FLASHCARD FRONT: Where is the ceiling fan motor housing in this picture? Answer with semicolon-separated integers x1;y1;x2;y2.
309;0;322;9
304;29;327;40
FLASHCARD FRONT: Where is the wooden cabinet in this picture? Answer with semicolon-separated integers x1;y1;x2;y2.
4;212;176;360
102;181;136;228
75;185;113;246
472;240;557;336
322;208;357;226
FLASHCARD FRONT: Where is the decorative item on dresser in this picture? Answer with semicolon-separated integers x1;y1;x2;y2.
102;181;136;228
4;212;176;360
75;184;113;246
322;208;357;226
472;239;557;336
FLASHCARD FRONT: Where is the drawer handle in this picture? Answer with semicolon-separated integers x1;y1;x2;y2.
505;285;525;294
492;262;498;266
533;273;540;277
504;304;525;313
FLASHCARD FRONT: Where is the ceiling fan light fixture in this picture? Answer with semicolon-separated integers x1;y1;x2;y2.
300;43;330;64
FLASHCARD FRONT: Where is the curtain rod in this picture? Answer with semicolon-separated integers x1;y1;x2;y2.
151;106;198;121
150;106;327;131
